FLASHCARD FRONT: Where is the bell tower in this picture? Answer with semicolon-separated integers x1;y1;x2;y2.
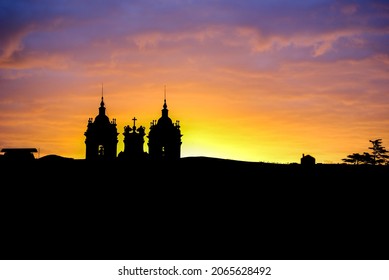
147;88;182;160
84;86;119;160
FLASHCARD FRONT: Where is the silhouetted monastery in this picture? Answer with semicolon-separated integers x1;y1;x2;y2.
84;93;182;160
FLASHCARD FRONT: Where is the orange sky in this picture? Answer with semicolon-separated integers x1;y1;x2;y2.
1;1;389;163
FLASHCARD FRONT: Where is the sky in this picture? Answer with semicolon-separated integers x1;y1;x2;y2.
1;0;389;163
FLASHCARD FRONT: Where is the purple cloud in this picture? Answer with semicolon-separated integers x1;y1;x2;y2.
1;0;388;66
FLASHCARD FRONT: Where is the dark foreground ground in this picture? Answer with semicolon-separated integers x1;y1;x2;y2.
2;155;389;185
1;156;388;260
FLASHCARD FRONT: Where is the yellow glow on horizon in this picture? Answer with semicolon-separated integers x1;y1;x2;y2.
3;80;389;165
2;55;389;164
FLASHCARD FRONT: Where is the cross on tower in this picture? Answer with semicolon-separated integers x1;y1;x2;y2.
132;117;137;127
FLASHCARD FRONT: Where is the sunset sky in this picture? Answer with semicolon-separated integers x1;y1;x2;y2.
1;0;389;163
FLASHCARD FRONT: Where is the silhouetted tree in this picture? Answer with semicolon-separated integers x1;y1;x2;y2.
342;152;372;165
342;139;389;165
368;139;389;165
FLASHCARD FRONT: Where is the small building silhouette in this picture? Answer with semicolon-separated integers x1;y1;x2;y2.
301;154;315;165
84;95;118;160
1;148;37;160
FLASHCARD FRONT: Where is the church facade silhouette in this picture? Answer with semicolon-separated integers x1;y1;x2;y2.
84;93;182;161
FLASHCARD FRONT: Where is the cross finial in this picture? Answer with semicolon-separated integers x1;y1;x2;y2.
132;117;137;127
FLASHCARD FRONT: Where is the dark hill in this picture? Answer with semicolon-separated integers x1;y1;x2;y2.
3;154;386;185
1;156;388;260
37;154;74;161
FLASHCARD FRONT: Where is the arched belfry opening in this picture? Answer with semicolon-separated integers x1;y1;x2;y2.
84;88;118;160
147;88;182;160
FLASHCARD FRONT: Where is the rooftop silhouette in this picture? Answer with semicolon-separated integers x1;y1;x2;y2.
1;148;37;161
